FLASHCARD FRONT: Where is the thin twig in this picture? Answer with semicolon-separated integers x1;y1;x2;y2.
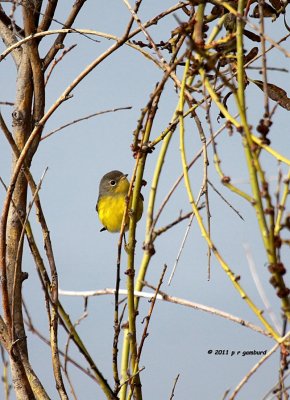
41;106;132;141
246;66;288;72
45;44;77;85
154;207;203;238
168;188;203;286
169;373;180;400
117;366;145;392
113;304;127;394
0;101;14;106
207;180;245;221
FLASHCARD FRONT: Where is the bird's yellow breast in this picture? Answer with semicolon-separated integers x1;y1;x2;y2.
97;193;143;233
97;195;127;233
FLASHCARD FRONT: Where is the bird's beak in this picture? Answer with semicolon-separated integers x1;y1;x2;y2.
121;174;128;180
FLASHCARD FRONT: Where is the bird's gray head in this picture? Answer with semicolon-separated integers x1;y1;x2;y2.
98;170;128;196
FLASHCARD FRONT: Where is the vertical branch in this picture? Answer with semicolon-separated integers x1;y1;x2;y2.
124;99;161;398
235;0;268;245
24;2;69;398
6;43;33;339
120;66;174;399
1;26;36;394
112;2;145;393
0;9;45;398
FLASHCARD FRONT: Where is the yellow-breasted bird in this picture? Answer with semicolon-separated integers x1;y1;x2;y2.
96;170;143;233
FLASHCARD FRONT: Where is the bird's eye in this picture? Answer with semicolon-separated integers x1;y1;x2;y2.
110;180;116;186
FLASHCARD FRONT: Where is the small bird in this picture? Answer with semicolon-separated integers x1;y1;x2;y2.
96;170;143;233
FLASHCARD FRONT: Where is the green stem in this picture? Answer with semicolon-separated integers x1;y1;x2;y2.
235;0;270;254
120;93;161;399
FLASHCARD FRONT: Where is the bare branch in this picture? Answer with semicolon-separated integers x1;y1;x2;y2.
41;106;132;141
59;287;272;338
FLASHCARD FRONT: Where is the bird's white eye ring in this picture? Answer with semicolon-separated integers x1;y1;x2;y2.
110;180;116;186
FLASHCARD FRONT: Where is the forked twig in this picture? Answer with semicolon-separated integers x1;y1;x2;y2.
208;180;245;221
